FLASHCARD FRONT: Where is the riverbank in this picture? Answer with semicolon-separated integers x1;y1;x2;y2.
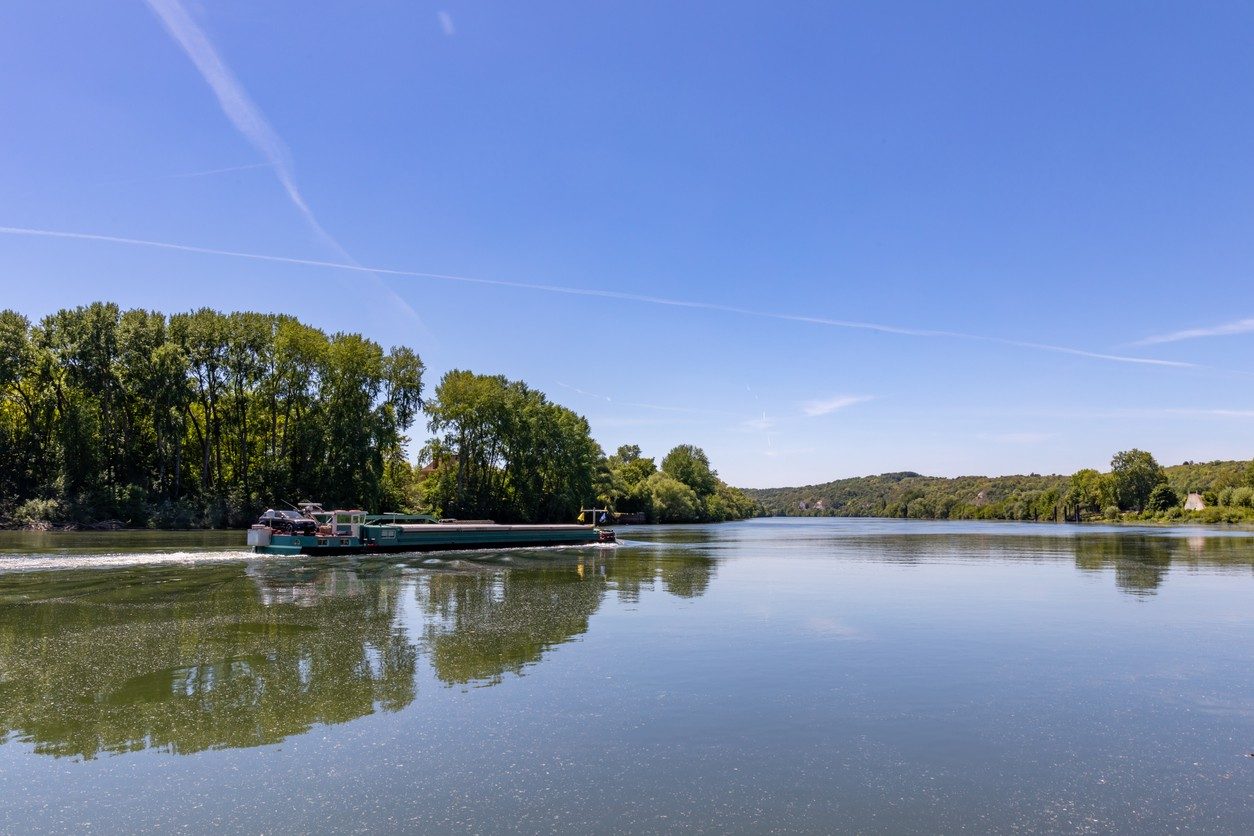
3;519;131;532
744;454;1254;524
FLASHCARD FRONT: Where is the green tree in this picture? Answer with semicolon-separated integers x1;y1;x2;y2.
319;333;387;508
601;445;658;513
1145;483;1180;513
1110;449;1166;512
661;444;718;498
647;473;700;522
423;370;599;522
1065;468;1112;521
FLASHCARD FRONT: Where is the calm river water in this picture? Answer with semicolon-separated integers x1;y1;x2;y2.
0;518;1251;833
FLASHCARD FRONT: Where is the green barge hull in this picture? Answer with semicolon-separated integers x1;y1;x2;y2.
248;521;607;556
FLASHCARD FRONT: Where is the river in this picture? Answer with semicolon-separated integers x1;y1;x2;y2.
0;518;1251;833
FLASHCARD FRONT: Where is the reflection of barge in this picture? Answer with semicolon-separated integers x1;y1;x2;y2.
247;504;614;556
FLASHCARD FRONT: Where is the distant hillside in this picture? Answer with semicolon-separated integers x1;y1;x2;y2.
744;459;1254;522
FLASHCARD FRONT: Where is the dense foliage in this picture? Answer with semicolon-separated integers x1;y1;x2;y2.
1;303;756;528
747;451;1254;524
596;443;758;523
0;304;424;528
419;370;602;523
417;374;757;524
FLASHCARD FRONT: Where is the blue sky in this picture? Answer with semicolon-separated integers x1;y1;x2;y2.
3;1;1253;487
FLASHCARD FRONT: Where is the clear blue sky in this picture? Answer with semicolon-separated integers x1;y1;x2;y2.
3;1;1253;487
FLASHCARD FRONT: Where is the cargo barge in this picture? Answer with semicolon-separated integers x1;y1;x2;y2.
247;504;614;556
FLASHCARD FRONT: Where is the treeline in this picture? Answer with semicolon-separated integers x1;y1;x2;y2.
747;450;1254;524
598;443;759;523
1;303;424;528
0;303;756;528
417;370;756;523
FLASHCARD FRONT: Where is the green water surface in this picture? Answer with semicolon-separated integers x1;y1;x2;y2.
0;519;1251;833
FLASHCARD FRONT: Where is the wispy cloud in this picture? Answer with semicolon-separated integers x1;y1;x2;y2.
140;0;423;327
0;224;1198;370
555;381;611;403
1161;407;1254;418
802;395;874;417
987;431;1055;444
1134;317;1254;346
742;413;774;431
437;10;455;36
553;381;734;416
586;416;701;429
763;446;816;458
965;406;1254;421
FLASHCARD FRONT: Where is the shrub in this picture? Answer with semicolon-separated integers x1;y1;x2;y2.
149;499;198;529
14;498;65;527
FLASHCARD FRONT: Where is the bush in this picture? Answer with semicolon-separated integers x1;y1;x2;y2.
149;499;198;529
1196;505;1254;524
13;498;65;527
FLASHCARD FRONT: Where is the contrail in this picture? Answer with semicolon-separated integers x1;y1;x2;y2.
0;224;1193;369
554;381;738;415
140;0;423;328
96;162;273;187
164;161;273;180
142;0;327;246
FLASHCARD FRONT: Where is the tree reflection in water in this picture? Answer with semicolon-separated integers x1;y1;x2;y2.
416;550;715;684
418;563;606;685
0;547;716;758
1072;533;1254;596
0;562;415;759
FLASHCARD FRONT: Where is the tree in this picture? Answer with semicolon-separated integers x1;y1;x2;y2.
601;445;657;512
1144;483;1179;513
1065;468;1112;521
647;473;700;522
319;333;387;508
661;444;718;498
0;311;46;505
614;444;642;463
423;370;600;522
1110;449;1166;512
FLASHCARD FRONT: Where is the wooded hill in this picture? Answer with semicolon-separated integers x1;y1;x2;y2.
744;456;1254;523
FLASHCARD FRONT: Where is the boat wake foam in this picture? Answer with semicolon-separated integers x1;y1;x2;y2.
0;550;259;573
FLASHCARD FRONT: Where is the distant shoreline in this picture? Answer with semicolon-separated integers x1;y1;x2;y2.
7;515;1254;535
742;457;1254;525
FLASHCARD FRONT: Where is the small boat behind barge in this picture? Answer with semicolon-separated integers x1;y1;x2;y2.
247;504;615;556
